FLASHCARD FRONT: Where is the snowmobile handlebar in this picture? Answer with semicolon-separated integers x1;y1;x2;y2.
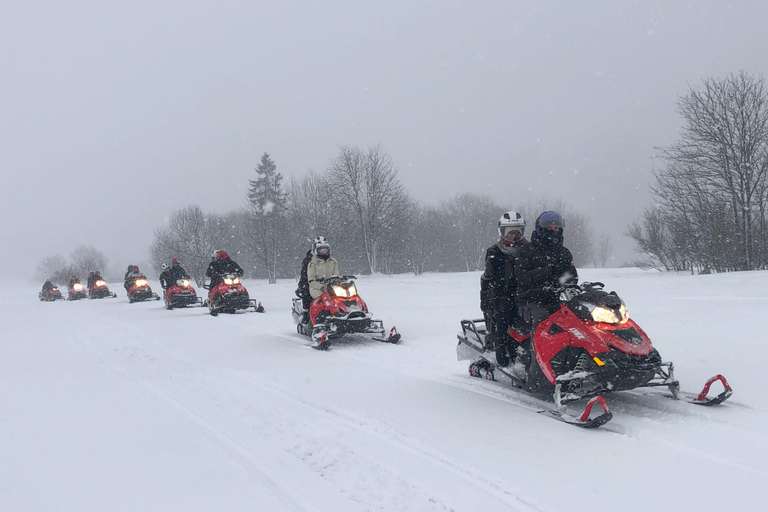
313;275;357;283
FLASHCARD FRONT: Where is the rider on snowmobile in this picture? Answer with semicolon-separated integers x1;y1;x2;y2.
86;270;103;289
124;265;143;291
69;275;81;289
515;211;578;337
168;258;189;283
206;250;244;289
481;211;528;366
307;236;339;300
42;280;55;292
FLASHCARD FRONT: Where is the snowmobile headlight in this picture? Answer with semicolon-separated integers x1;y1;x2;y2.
224;277;239;285
591;306;620;324
179;279;190;287
135;279;147;287
332;285;348;297
73;283;83;291
95;280;106;287
232;277;239;284
347;285;357;297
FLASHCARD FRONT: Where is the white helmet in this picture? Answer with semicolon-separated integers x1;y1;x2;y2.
499;211;526;239
161;263;168;270
313;236;330;258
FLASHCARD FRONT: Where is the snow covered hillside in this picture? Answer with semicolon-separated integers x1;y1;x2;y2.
1;269;766;511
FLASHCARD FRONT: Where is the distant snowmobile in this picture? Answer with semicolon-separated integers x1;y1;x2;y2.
89;279;117;299
164;277;203;309
204;274;263;316
39;287;64;301
456;281;732;428
292;275;400;350
67;282;87;301
127;276;160;303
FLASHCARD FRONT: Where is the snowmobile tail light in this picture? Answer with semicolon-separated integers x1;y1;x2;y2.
95;280;106;287
73;283;83;291
593;356;606;366
135;279;147;287
332;285;348;297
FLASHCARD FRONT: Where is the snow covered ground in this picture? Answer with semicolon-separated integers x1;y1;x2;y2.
1;269;766;511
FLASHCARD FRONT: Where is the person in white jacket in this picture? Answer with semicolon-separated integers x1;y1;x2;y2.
307;236;339;299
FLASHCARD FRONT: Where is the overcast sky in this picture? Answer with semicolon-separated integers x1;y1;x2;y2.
2;0;766;278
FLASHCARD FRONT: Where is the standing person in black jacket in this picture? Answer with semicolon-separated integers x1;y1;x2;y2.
295;248;313;322
515;211;578;339
158;263;171;290
480;211;528;366
206;250;244;290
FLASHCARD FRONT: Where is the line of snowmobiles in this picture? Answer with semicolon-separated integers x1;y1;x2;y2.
291;275;400;350
456;281;732;428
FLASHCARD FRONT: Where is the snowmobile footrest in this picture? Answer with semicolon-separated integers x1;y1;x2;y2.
690;374;733;406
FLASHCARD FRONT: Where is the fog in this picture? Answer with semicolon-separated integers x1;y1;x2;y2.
2;0;766;279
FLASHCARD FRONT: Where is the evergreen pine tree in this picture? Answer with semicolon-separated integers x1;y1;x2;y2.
246;153;287;283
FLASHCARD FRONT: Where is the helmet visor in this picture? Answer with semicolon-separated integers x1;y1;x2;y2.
502;226;523;240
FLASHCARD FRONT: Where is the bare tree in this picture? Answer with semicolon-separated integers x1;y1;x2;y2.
644;71;768;272
70;245;108;279
150;205;228;286
34;254;67;283
327;145;408;274
441;193;504;271
597;234;613;268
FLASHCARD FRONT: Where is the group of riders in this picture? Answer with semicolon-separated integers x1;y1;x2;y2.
40;208;573;358
481;210;576;367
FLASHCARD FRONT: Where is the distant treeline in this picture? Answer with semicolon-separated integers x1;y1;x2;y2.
148;146;601;286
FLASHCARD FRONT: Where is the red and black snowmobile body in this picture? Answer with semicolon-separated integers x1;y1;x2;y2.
67;283;87;301
292;275;400;349
164;277;202;309
39;287;64;301
127;276;160;303
89;280;117;299
205;274;262;316
457;282;732;428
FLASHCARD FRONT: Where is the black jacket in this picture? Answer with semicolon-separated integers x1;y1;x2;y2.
69;277;81;289
480;241;526;313
206;257;244;286
297;250;313;298
168;264;189;283
159;269;172;289
515;232;578;307
42;280;55;291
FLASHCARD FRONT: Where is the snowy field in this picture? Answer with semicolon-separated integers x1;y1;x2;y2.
1;269;766;512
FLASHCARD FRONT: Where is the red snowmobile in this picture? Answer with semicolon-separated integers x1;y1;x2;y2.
204;274;263;316
89;279;117;299
292;275;400;350
457;282;732;428
127;275;160;303
68;282;87;301
39;287;64;301
164;277;203;309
